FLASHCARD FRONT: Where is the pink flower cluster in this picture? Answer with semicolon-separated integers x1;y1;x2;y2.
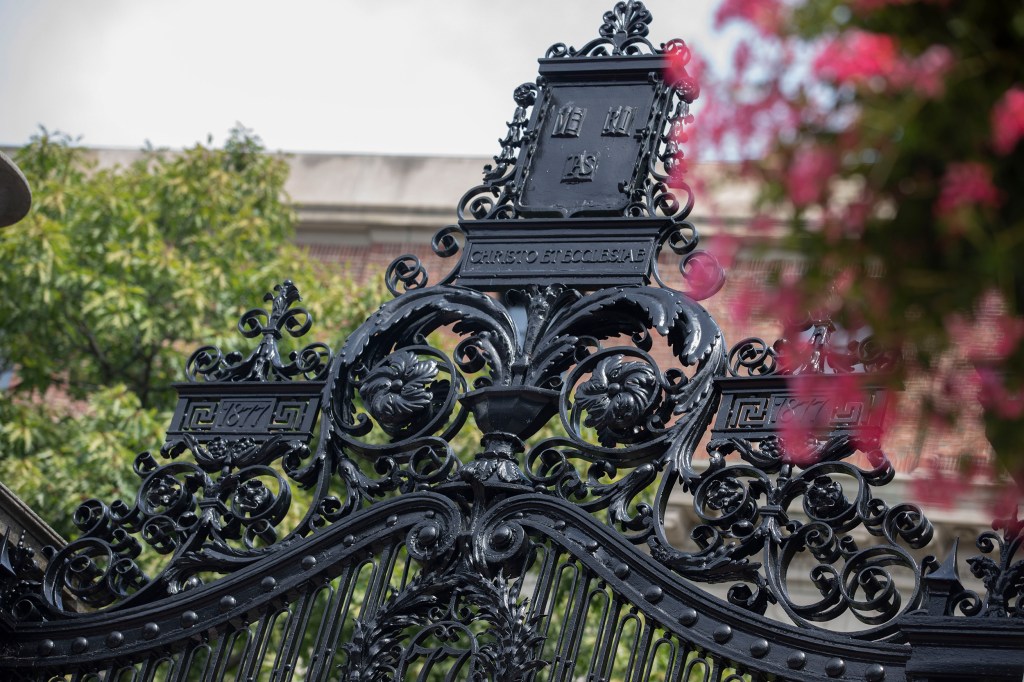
813;31;952;98
714;0;782;36
785;145;837;207
909;45;955;98
665;42;700;102
991;86;1024;155
814;31;898;86
978;368;1024;420
909;454;981;509
779;373;881;468
935;162;1003;215
945;296;1024;421
946;304;1024;364
664;43;701;184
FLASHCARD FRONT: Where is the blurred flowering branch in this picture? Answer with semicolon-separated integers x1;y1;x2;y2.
689;1;1024;495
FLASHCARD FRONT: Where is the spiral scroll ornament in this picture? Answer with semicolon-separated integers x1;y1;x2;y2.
339;557;544;682
967;508;1024;617
185;280;331;382
546;1;657;58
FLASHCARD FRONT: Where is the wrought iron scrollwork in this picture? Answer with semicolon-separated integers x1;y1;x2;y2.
545;1;656;58
728;337;780;377
966;509;1024;617
669;445;935;635
2;282;335;621
727;319;898;378
186;279;331;382
456;82;539;224
2;5;1022;682
0;531;46;623
657;319;933;637
326;276;723;534
339;557;544;682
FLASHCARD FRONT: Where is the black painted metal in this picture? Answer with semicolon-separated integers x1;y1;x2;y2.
2;3;1023;681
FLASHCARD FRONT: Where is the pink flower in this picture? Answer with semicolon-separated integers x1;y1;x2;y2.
905;45;953;98
779;375;819;466
935;162;1003;214
991;86;1024;155
775;276;808;327
727;280;762;326
748;214;776;233
785;145;837;207
977;368;1024;420
991;482;1024;523
994;314;1024;359
733;41;752;74
816;32;952;98
944;296;1024;363
778;374;875;467
681;251;726;300
709;233;740;270
714;0;783;36
814;31;898;86
910;455;977;509
841;196;872;236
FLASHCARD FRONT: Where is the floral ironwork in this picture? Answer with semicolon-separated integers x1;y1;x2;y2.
339;558;544;682
546;1;656;58
966;509;1024;617
727;319;898;378
186;278;331;382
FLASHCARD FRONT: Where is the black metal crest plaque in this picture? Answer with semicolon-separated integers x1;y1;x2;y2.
515;56;666;218
422;2;709;293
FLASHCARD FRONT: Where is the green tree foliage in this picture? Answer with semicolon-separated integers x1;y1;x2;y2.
0;128;386;537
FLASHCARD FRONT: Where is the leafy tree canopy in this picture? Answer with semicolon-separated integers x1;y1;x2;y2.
0;127;385;537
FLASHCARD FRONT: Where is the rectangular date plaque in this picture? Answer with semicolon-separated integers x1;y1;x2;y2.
712;375;889;441
163;381;324;451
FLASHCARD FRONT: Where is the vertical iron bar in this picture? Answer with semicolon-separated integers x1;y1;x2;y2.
202;628;247;682
588;595;624;681
234;609;280;682
544;561;585;675
668;636;688;681
709;655;725;682
606;608;642;680
319;557;376;675
627;614;655;682
306;565;362;680
171;644;209;682
269;583;321;682
561;571;599;682
361;542;399;619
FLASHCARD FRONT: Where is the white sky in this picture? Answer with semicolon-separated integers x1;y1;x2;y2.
0;0;733;156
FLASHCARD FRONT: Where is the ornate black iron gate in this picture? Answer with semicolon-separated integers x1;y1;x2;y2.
2;3;1023;681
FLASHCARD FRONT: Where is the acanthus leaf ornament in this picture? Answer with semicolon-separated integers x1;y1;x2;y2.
966;507;1024;617
339;557;545;682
